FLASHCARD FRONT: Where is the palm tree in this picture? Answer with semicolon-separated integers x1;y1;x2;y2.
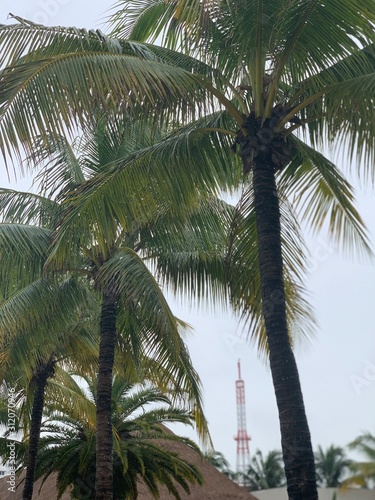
34;118;219;499
108;3;375;498
0;117;232;499
47;117;317;500
242;449;285;491
33;373;203;499
0;257;99;500
314;445;351;487
204;450;233;476
0;5;374;498
0;365;98;496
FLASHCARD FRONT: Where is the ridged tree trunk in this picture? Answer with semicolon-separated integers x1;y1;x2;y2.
95;291;117;500
22;358;55;500
249;154;318;500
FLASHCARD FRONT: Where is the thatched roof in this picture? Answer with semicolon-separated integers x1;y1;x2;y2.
0;436;258;500
135;437;258;500
0;471;71;500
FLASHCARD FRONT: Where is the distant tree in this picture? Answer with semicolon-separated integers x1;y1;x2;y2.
204;451;233;476
314;445;351;487
345;433;375;488
243;449;286;491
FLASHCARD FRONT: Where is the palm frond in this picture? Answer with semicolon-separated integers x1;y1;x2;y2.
26;134;85;199
281;137;373;261
0;21;214;162
0;278;91;358
45;373;97;431
139;339;211;446
282;44;375;168
108;0;185;43
144;195;233;307
322;73;375;168
0;223;51;288
269;0;374;89
0;188;59;226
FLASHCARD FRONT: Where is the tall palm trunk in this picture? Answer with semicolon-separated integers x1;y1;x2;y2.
250;156;318;500
95;291;117;500
22;358;55;500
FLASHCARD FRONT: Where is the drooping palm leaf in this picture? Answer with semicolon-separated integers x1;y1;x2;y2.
0;223;51;289
0;188;60;226
0;19;218;163
281;137;372;260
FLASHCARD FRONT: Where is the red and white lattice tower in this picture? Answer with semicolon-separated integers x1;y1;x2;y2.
234;359;251;485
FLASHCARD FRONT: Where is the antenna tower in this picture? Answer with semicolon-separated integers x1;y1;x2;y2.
234;359;251;485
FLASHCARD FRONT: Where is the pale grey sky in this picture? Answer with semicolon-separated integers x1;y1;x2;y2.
1;0;374;471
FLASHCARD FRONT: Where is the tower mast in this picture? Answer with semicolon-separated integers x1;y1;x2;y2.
234;359;251;485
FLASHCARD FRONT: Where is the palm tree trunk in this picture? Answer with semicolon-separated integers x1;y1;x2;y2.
22;359;55;500
95;291;117;500
250;156;318;500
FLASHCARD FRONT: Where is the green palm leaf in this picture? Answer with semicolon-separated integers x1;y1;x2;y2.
0;223;51;288
281;137;372;260
0;188;60;226
0;20;216;162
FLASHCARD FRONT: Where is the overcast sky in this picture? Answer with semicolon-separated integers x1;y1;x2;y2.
1;0;374;471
